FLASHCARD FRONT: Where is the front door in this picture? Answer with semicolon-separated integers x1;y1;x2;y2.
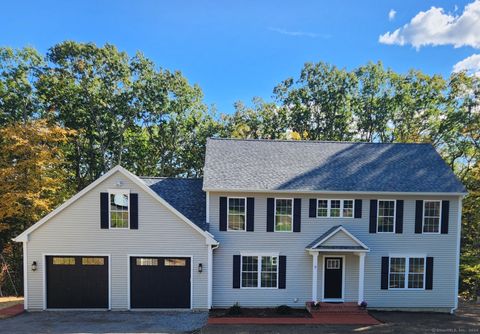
324;257;343;300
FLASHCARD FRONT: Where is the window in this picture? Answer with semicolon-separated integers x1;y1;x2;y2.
275;199;293;232
423;201;441;233
164;258;186;267
82;257;104;265
53;257;75;265
317;200;328;217
326;259;341;269
378;200;395;232
316;199;355;218
109;190;129;228
136;258;158;266
389;256;425;289
228;198;246;231
241;255;278;288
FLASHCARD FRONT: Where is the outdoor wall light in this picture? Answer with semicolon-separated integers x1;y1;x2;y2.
31;261;37;271
198;263;203;273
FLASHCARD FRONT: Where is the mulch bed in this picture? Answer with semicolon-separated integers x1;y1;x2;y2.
210;308;312;318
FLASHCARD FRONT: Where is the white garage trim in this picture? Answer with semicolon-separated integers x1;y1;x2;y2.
127;254;193;310
42;253;111;311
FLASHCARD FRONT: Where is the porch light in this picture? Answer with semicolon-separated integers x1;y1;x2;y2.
198;263;203;273
31;261;37;271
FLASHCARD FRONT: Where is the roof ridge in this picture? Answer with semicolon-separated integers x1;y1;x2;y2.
140;176;203;180
207;137;432;145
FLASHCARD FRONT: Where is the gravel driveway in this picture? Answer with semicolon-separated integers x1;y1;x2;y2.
0;310;208;334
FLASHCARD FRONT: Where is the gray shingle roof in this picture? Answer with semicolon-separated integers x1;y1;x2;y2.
203;138;466;193
141;177;206;230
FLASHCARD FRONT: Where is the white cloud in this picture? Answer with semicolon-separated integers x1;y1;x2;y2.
388;9;397;21
268;27;329;39
453;54;480;76
379;0;480;49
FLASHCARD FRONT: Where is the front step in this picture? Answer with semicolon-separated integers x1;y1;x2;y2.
306;302;368;315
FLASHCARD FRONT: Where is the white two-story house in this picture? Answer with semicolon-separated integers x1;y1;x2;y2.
14;138;466;313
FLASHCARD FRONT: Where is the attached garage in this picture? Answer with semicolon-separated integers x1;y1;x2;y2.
130;256;191;309
46;255;109;309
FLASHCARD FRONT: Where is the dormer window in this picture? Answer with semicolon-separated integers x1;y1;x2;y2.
109;189;130;228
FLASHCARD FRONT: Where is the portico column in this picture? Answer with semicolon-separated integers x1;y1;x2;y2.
357;252;366;305
311;252;319;302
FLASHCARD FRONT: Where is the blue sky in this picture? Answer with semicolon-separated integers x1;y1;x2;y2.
2;0;478;114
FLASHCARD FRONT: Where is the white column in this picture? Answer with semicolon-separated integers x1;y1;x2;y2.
311;252;319;302
23;241;28;310
207;245;213;309
357;252;366;305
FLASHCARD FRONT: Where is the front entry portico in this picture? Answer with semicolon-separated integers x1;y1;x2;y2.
306;225;369;305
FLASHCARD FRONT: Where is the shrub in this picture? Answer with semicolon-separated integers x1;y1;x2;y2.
227;302;242;315
275;304;292;315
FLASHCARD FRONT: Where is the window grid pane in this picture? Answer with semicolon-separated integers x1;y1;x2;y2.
408;258;425;288
275;199;292;231
330;200;341;217
423;201;440;233
317;200;328;217
343;200;353;217
110;193;129;228
389;258;406;288
241;256;258;288
260;256;278;288
378;200;395;232
228;198;246;231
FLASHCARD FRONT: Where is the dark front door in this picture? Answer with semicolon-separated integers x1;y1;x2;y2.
130;256;191;308
46;255;108;309
324;257;343;300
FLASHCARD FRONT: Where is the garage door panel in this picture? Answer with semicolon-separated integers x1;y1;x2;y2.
46;256;108;309
130;257;191;308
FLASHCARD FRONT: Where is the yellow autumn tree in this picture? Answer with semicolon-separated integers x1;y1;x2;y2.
0;120;74;236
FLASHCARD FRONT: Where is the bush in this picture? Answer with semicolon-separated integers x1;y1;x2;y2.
275;304;292;315
227;302;242;315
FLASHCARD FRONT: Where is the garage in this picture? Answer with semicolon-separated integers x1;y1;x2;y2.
46;255;109;309
130;256;191;309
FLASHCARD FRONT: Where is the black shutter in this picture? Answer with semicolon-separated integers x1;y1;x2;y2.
415;200;423;234
369;200;377;233
309;199;317;218
279;256;287;289
441;201;449;234
426;257;434;290
354;199;362;218
100;192;109;229
267;198;274;232
246;197;255;232
233;255;241;289
395;200;404;234
293;198;301;232
130;193;138;229
219;197;227;231
381;257;389;290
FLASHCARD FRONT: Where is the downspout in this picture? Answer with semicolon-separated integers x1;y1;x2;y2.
23;241;28;310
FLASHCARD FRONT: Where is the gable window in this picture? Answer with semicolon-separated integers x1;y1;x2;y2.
316;199;354;218
377;200;395;232
423;200;441;233
109;190;129;228
389;256;425;289
241;255;278;288
275;199;293;232
228;198;246;231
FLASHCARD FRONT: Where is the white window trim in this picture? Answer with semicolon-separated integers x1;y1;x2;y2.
422;200;442;234
108;189;130;229
377;199;396;233
388;255;426;291
316;199;355;218
240;254;279;289
274;198;293;232
227;197;247;232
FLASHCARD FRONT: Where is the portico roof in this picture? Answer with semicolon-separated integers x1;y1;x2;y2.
306;225;369;252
